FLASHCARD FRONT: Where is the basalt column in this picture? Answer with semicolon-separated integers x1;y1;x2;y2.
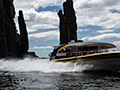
58;0;77;44
18;10;29;55
0;1;8;57
4;0;18;56
58;10;68;44
0;0;18;57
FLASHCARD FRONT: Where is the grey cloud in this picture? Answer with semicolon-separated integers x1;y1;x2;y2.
26;13;36;22
29;30;59;42
82;33;120;41
102;0;120;6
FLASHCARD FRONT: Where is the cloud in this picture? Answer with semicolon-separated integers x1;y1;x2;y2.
14;0;120;31
96;30;115;33
29;30;59;42
15;8;58;33
14;0;63;34
78;29;84;32
82;33;120;41
102;0;120;6
113;41;120;46
113;41;120;50
78;29;89;32
74;0;120;29
33;46;53;49
14;0;65;10
43;50;47;52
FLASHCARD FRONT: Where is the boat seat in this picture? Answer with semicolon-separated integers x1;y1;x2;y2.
66;52;70;56
72;53;77;56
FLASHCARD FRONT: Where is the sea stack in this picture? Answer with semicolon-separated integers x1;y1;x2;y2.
0;0;35;58
18;10;29;55
58;0;77;44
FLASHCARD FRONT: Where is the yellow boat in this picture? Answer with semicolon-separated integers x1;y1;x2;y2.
49;42;120;72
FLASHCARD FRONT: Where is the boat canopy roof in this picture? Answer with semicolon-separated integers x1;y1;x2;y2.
53;42;116;49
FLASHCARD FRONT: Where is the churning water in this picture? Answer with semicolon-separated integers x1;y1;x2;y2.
0;58;120;90
0;58;93;72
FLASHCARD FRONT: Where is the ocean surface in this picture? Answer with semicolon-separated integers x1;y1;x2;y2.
0;57;120;90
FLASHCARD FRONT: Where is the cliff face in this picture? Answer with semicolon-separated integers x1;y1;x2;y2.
58;0;77;44
0;0;29;58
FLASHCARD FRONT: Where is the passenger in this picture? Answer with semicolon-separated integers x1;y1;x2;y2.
61;50;64;53
105;50;108;52
61;49;66;53
90;52;93;54
66;49;71;52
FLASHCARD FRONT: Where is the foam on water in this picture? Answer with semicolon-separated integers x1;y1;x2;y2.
0;58;92;73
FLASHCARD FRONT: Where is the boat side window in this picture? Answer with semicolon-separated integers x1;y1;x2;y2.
53;49;56;52
99;46;105;49
90;46;98;51
60;49;66;53
66;48;71;52
101;49;108;52
51;49;56;54
82;47;89;51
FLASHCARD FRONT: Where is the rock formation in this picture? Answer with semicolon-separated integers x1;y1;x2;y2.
18;10;29;55
58;10;68;44
0;0;33;58
58;0;77;44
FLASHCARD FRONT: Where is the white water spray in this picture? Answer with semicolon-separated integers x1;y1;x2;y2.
0;58;92;73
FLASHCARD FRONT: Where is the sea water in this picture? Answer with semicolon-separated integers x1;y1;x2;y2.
0;57;120;90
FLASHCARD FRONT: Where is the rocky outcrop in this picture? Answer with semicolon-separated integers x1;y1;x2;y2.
0;0;34;58
58;0;77;44
18;10;29;55
58;10;68;44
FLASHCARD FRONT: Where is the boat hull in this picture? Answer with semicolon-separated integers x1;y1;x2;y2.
81;58;120;72
50;52;120;72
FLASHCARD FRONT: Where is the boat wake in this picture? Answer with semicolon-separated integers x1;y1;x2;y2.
0;58;93;73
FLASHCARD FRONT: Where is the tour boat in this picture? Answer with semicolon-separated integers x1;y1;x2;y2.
49;42;120;72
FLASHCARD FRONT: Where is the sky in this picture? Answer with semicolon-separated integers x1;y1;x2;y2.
14;0;120;57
